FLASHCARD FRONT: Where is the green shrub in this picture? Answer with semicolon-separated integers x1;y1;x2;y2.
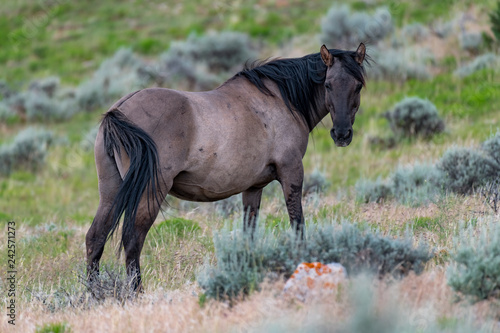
198;220;432;301
320;5;392;48
384;97;444;139
448;218;500;301
490;0;500;42
0;127;55;176
35;322;70;333
454;53;498;77
355;178;393;203
437;147;500;195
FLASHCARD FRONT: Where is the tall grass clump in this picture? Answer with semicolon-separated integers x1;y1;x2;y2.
0;127;55;176
159;31;256;90
77;48;150;111
320;5;392;48
454;53;498;77
437;147;500;195
448;217;500;301
384;97;445;139
198;220;432;301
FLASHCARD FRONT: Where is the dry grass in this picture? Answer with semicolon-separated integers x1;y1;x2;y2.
5;269;498;333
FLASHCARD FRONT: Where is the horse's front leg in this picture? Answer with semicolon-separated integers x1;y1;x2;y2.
277;161;305;237
242;187;263;231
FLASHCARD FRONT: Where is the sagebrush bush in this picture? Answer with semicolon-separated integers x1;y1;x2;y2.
459;32;483;53
454;53;498;77
355;178;393;203
481;133;500;164
159;31;255;90
80;126;99;151
1;77;78;121
367;48;431;81
0;127;54;176
385;97;444;139
303;168;330;197
320;5;392;48
448;218;500;301
402;23;429;42
198;220;432;301
77;48;150;111
392;163;442;206
438;147;500;195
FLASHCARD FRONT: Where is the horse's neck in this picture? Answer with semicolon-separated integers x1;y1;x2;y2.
221;76;329;132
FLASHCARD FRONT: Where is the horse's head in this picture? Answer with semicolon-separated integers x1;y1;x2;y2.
320;43;366;147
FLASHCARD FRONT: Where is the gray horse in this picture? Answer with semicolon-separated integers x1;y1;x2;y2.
86;44;367;290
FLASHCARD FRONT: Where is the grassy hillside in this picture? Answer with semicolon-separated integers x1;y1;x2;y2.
1;0;500;332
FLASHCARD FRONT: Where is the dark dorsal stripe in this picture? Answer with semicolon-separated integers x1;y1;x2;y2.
236;49;366;130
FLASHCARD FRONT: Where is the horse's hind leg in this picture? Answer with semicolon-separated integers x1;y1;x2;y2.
122;180;171;291
86;140;122;283
242;187;263;231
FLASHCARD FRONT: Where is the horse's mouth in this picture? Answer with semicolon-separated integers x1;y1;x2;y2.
334;141;351;147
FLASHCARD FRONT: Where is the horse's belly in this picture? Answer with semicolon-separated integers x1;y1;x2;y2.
169;166;275;202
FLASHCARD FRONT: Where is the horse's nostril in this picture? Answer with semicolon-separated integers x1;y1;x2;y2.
346;129;352;139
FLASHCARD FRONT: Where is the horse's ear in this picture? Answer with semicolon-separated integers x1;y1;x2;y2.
320;45;334;67
355;43;366;65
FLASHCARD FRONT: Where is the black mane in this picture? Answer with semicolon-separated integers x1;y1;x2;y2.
235;49;366;130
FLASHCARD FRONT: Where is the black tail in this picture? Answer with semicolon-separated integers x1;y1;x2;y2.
101;109;163;250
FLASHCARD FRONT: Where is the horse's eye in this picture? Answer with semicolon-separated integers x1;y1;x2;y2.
325;82;332;91
355;83;363;93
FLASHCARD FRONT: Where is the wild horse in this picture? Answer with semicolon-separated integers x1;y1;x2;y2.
86;43;367;290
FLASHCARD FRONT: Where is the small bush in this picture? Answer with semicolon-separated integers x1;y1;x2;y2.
76;48;150;111
303;168;330;197
402;23;429;42
80;126;99;151
355;178;393;203
198;220;432;301
482;133;500;164
448;218;500;301
454;53;498;77
367;47;431;81
320;5;392;48
384;97;444;139
0;127;55;176
479;179;500;213
159;32;255;91
459;32;483;53
491;0;500;42
392;164;442;206
1;77;78;121
437;147;500;195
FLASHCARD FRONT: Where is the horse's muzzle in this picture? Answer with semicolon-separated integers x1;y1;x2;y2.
330;127;353;147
